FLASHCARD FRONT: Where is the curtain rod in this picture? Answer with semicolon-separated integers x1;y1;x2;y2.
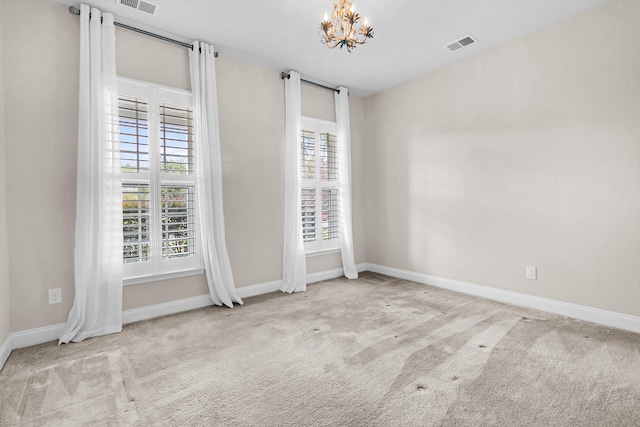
68;5;218;57
280;72;340;93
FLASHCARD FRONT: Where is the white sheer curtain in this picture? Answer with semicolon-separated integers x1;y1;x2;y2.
281;71;306;293
335;87;358;279
60;5;123;344
189;41;243;307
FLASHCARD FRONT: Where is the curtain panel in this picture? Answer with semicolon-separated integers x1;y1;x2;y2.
335;87;358;279
60;4;123;344
281;71;306;293
189;41;243;307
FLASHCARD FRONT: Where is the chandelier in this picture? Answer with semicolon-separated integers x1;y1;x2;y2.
320;0;374;52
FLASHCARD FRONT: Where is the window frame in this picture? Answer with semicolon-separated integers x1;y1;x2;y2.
301;116;341;255
118;77;202;283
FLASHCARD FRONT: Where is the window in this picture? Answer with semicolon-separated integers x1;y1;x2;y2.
118;78;200;280
301;117;340;254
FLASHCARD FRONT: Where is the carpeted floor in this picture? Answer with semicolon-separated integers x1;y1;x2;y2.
1;272;639;426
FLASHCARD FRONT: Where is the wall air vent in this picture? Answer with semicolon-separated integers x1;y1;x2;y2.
446;35;477;52
116;0;159;16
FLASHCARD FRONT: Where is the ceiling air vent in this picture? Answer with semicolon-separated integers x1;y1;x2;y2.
116;0;159;16
446;35;477;52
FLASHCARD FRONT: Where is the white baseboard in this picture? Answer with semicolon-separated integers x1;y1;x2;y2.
237;279;282;299
122;294;213;325
237;263;368;297
307;267;344;284
0;333;12;373
11;323;66;350
307;263;368;284
366;263;640;334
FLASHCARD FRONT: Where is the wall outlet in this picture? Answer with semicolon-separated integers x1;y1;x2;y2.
526;266;537;280
48;288;62;305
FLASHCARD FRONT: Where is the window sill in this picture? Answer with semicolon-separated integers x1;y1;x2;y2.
124;268;205;286
305;247;341;258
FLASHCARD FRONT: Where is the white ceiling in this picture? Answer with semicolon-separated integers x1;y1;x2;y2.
57;0;610;96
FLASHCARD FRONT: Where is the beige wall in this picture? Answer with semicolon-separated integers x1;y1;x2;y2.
115;28;191;91
2;0;363;328
0;3;11;345
216;54;287;288
3;0;79;332
365;0;640;316
301;83;336;122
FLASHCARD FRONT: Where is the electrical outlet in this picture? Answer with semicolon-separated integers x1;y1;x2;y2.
526;266;537;280
48;288;62;304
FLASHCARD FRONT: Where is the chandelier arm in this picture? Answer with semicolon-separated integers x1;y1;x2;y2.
326;38;340;49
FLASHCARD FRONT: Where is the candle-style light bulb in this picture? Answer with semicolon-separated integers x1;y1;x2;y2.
323;11;328;22
363;17;368;27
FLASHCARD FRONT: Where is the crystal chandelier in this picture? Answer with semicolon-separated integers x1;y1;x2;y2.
320;0;374;52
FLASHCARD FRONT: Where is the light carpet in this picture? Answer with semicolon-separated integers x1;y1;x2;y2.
1;272;639;426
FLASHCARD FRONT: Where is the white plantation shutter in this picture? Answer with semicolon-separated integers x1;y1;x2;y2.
120;95;151;265
301;129;315;180
159;102;196;262
320;131;339;243
320;131;338;181
160;103;194;174
118;78;200;279
119;96;149;172
161;184;196;259
301;117;340;253
301;128;316;244
301;188;316;243
122;183;151;263
322;188;339;241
